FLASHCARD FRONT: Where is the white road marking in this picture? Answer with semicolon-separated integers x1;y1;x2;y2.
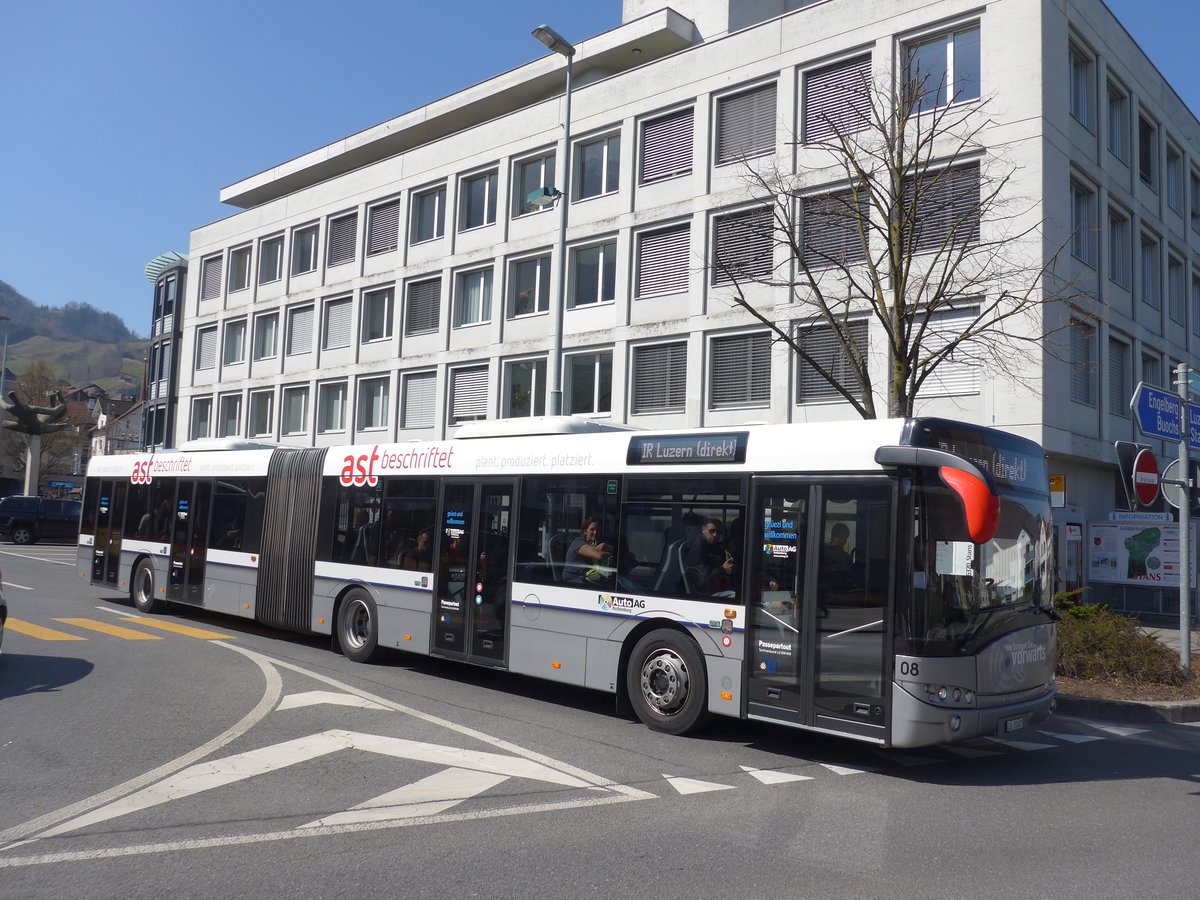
819;763;875;775
303;768;510;827
3;582;34;590
739;765;814;784
1039;731;1103;744
664;774;735;795
0;550;74;567
1092;725;1150;737
276;690;388;711
986;737;1056;751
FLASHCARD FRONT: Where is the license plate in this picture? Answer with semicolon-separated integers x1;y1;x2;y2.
1004;716;1026;734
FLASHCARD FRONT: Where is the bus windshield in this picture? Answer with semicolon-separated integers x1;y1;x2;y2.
906;475;1054;657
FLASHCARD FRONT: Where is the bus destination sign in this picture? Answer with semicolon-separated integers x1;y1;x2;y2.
627;432;748;466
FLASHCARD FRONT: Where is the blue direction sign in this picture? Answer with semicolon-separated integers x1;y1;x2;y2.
1132;382;1200;444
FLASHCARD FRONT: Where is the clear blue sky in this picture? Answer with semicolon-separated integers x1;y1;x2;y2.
0;1;1194;337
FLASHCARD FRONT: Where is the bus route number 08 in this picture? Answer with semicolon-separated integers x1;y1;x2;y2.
899;660;920;678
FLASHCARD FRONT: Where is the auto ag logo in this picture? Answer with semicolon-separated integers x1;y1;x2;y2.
130;457;155;485
339;446;381;487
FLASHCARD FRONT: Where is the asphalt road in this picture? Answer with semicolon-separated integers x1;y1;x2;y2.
2;542;1199;899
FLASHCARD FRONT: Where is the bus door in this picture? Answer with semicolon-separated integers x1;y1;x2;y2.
747;480;893;741
432;480;514;665
90;480;124;585
167;480;212;605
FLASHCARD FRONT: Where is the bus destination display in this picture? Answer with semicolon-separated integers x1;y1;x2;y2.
627;432;747;466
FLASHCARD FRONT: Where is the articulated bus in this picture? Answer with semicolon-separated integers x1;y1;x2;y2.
77;417;1057;748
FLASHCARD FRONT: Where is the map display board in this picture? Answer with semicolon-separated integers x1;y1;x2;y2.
1088;522;1196;586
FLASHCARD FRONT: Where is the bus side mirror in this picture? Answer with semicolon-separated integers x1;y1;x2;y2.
938;465;1000;545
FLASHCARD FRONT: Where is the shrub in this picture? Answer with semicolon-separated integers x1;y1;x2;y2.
1055;600;1191;686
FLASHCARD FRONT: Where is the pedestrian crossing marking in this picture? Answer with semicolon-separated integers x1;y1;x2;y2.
5;618;87;641
52;618;162;640
118;618;233;640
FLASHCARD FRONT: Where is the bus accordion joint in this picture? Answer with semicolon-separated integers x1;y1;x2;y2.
873;444;1000;544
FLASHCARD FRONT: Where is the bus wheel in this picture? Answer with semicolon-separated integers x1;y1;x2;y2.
131;559;164;613
337;589;382;664
626;629;710;735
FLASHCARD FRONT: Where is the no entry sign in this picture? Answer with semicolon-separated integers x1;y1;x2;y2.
1133;448;1160;507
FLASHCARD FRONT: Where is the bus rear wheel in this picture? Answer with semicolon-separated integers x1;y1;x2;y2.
626;629;710;735
131;559;164;613
337;589;382;664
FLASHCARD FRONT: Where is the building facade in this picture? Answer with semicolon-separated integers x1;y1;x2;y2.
143;252;186;451
173;0;1200;612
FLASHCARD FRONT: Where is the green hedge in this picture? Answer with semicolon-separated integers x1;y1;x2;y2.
1054;596;1192;686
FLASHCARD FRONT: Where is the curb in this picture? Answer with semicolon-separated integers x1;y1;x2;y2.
1055;693;1200;724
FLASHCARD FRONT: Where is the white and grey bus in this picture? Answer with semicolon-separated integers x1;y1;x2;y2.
77;417;1057;748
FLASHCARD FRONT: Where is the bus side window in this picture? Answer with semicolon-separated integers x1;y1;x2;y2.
515;475;618;587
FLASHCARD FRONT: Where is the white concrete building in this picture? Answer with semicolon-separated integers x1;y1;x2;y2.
176;0;1200;612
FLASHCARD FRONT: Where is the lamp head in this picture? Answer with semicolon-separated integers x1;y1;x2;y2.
533;24;575;57
526;187;561;209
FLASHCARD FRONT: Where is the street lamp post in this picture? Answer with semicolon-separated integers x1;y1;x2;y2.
532;24;575;417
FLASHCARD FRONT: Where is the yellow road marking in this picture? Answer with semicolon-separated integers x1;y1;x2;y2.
5;619;87;641
52;618;162;640
119;618;233;640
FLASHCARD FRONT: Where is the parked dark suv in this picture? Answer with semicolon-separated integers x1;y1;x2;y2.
0;496;82;544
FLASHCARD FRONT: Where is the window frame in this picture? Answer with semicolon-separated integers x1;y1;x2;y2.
565;350;613;416
366;197;402;255
1069;179;1097;267
709;331;771;409
291;224;320;276
1108;205;1132;288
904;23;981;113
252;312;279;361
411;185;447;244
1107;81;1130;163
453;266;495;328
248;390;274;438
503;357;547;418
459;169;499;231
1069;318;1096;406
639;107;694;184
507;253;551;318
317;380;349;434
356;375;391;431
190;397;213;441
228;245;252;293
217;393;242;439
258;235;284;285
575;133;621;200
1068;43;1095;131
280;385;310;436
361;286;395;343
570;239;618;308
630;341;687;415
326;211;359;267
222;318;247;367
512;151;557;218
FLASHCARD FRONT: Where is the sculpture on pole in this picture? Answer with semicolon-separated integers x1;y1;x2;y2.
1;390;70;495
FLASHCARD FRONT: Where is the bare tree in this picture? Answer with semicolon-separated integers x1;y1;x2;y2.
712;60;1073;418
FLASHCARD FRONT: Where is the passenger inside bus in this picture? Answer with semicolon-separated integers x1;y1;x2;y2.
682;517;735;596
563;517;613;586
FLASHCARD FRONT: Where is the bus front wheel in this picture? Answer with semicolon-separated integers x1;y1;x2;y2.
131;559;164;613
337;589;382;664
626;629;710;735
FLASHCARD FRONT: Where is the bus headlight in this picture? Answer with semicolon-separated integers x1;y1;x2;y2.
923;684;976;708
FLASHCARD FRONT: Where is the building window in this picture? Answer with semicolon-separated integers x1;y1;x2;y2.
248;391;274;437
803;55;871;143
710;332;770;409
576;134;620;199
1108;337;1130;416
1108;206;1131;287
322;298;352;350
566;352;612;415
513;153;556;217
1107;82;1129;162
636;224;690;298
450;366;489;424
1140;233;1160;308
712;206;773;285
1138;115;1159;188
217;394;242;438
504;359;546;418
195;326;218;371
357;377;390;430
508;255;550;317
900;163;981;254
292;225;320;275
222;319;246;366
327;212;358;267
402;372;436;429
190;397;212;440
259;236;283;284
905;24;980;112
1169;256;1186;324
460;171;498;230
715;83;777;165
228;246;251;292
920;307;980;396
199;256;223;300
281;386;309;435
1191;172;1200;232
1166;146;1183;212
802;189;869;267
367;199;401;255
571;241;617;307
631;342;687;414
1069;45;1094;130
361;287;394;343
1070;180;1096;267
796;319;867;403
287;305;314;356
1192;274;1200;336
411;186;446;243
405;277;441;335
317;382;348;433
640;108;693;183
454;268;493;327
1070;319;1096;405
1141;351;1162;389
253;313;278;361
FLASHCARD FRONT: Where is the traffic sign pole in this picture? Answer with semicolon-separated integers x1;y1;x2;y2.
1176;363;1192;670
